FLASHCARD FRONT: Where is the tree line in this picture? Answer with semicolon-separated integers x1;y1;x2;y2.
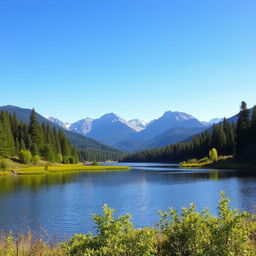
0;109;80;163
122;102;256;163
0;109;125;163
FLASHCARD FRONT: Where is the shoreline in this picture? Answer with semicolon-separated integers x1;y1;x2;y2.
180;159;256;169
0;164;131;176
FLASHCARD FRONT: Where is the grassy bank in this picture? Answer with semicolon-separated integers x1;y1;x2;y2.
180;156;256;169
0;161;130;176
1;193;256;256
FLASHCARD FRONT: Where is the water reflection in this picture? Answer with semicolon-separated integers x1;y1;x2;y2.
0;163;256;239
0;173;80;194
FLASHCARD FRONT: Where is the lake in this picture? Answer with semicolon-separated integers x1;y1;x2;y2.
0;163;256;240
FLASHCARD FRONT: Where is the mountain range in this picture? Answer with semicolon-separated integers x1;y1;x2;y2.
0;105;224;153
47;110;212;152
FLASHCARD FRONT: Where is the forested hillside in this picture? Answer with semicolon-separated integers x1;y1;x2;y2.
0;109;123;163
123;102;256;163
0;105;122;153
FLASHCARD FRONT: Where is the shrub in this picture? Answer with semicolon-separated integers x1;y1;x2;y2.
91;161;99;166
19;150;32;164
0;232;65;256
62;156;70;164
57;153;63;163
32;155;40;165
63;205;157;256
0;159;9;171
69;156;75;164
158;192;256;256
209;148;218;162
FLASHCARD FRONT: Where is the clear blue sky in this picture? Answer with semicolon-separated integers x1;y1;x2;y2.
0;0;256;123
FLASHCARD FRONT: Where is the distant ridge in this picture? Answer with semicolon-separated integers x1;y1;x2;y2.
0;105;122;153
45;109;209;152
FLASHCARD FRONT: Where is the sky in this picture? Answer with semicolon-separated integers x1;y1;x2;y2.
0;0;256;123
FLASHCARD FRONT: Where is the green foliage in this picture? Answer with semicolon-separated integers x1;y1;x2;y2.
19;150;32;164
68;156;75;164
0;159;9;171
62;194;256;256
41;144;55;162
0;194;256;255
0;110;89;163
63;205;157;256
158;192;256;256
0;232;66;256
0;112;15;157
123;101;256;163
57;153;63;163
79;149;124;162
236;101;251;155
32;155;40;165
209;148;218;162
29;108;43;148
45;163;49;171
30;143;39;156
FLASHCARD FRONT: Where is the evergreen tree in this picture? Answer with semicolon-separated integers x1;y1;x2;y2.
236;101;250;155
211;124;226;154
251;105;256;144
29;109;43;148
41;144;55;162
30;143;39;156
0;112;15;156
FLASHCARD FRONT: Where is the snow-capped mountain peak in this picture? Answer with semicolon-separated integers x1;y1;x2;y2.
46;116;70;130
128;119;147;131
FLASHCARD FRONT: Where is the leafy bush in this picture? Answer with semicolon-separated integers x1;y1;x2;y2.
209;148;218;162
158;192;256;256
0;232;65;256
19;150;32;164
57;153;63;163
63;205;157;256
1;193;255;255
68;156;75;164
32;155;41;165
0;159;9;171
91;161;99;166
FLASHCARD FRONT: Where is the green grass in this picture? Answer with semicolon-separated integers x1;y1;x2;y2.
180;155;234;169
180;155;256;169
0;162;130;176
180;162;212;168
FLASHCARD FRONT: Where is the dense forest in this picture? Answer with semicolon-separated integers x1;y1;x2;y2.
0;109;123;163
123;102;256;163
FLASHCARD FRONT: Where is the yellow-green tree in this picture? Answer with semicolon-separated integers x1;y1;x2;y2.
209;148;218;162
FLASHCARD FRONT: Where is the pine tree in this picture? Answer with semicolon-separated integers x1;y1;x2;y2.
29;109;43;149
30;143;39;156
251;105;256;144
236;101;250;155
0;112;15;156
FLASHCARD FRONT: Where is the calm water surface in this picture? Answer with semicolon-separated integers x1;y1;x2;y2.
0;163;256;240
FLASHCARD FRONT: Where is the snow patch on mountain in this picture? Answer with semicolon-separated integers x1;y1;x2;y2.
47;116;70;129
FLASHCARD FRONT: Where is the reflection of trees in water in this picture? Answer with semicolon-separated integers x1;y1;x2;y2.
140;169;256;184
0;173;80;194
